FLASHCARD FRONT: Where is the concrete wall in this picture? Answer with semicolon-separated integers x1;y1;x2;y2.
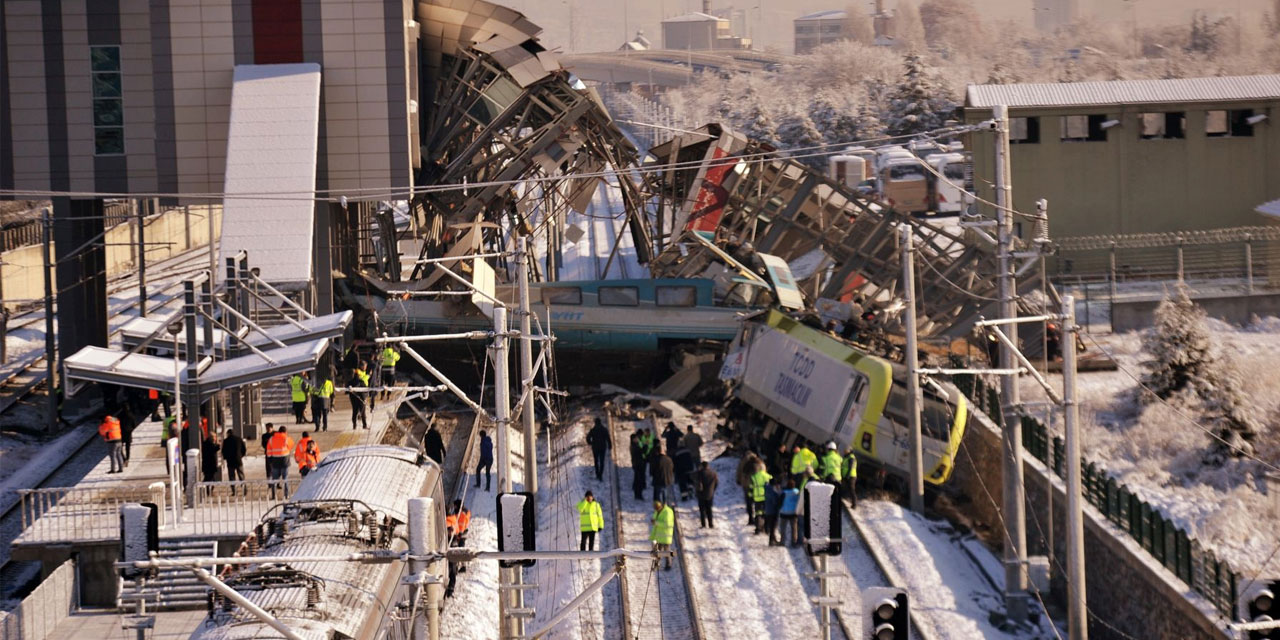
965;100;1280;241
1112;291;1280;332
0;559;75;640
949;407;1229;639
0;204;221;310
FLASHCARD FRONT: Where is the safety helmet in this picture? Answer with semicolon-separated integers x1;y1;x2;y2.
826;441;838;450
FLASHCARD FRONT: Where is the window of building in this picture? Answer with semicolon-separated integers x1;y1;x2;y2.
1139;112;1185;139
1060;114;1108;142
1010;117;1040;144
540;287;582;305
598;286;640;306
1206;109;1257;137
656;285;698;307
91;45;124;155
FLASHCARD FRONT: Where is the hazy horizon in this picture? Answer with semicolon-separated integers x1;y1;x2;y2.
498;0;1273;55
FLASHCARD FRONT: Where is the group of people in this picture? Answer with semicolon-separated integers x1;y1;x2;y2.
626;421;706;505
285;371;337;431
737;441;857;547
261;424;322;480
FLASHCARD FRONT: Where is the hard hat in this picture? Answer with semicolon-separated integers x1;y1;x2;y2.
827;441;838;450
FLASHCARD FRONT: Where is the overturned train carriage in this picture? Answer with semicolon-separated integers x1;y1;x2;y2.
730;310;967;485
190;446;446;640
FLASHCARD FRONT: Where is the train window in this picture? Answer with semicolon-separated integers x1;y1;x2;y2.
541;287;582;305
599;286;639;306
656;285;698;307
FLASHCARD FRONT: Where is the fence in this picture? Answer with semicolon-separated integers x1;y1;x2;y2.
0;559;76;639
952;369;1240;619
191;478;300;536
17;484;162;544
1054;226;1280;293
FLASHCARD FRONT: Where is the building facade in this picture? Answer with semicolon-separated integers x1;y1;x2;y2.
661;12;747;51
793;9;847;55
964;75;1280;241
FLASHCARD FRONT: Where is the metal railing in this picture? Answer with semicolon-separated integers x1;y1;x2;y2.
0;558;76;639
954;369;1240;618
191;478;300;536
17;484;161;543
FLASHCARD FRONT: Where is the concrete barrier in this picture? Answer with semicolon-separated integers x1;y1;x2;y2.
0;205;222;310
1112;291;1280;332
0;559;76;639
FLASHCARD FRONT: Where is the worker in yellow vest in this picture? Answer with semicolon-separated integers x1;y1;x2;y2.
650;501;675;570
378;345;400;400
288;373;310;424
349;362;371;430
576;491;605;551
310;376;334;432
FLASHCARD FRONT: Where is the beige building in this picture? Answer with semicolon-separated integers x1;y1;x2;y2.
964;75;1280;240
661;12;749;51
794;9;847;54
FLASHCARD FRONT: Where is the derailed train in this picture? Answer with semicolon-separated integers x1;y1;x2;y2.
190;445;447;640
726;309;968;485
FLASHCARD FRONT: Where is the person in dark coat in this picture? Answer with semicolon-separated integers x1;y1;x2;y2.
629;432;647;500
201;433;221;482
650;446;675;505
260;422;274;477
681;425;704;467
662;422;682;463
674;447;695;501
118;405;136;465
764;477;784;545
693;461;719;528
221;428;246;484
586;418;611;481
424;424;447;464
475;430;494;491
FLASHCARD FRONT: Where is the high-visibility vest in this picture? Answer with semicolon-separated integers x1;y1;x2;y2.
841;453;858;480
576;499;604;532
750;469;772;502
311;379;334;399
289;375;307;402
447;509;472;535
380;347;400;368
650;505;674;545
354;369;370;386
819;450;843;482
294;437;316;466
182;417;209;439
161;416;176;442
790;448;817;474
266;432;294;457
99;416;121;441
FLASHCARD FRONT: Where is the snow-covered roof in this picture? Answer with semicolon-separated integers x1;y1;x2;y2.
795;9;848;21
1257;199;1280;218
967;74;1280;109
662;12;725;23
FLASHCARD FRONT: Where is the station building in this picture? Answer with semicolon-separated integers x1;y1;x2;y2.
963;75;1280;240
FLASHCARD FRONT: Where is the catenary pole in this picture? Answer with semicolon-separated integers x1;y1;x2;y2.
901;225;925;512
1062;295;1087;640
518;237;537;495
995;104;1029;622
492;306;513;638
41;208;56;433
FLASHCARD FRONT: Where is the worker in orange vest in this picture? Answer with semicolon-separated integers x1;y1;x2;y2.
444;499;472;597
265;425;295;482
294;432;320;477
100;415;124;474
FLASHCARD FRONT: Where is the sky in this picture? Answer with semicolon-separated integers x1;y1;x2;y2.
498;0;1274;55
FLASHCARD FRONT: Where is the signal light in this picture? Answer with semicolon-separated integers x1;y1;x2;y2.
863;587;909;640
1242;580;1280;640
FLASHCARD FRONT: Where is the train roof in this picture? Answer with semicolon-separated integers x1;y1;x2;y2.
759;309;893;375
290;445;440;525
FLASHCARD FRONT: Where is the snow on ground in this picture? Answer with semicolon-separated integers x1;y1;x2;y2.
854;500;1060;639
527;410;621;640
1018;314;1280;577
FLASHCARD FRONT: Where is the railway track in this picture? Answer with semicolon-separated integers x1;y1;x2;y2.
605;407;702;640
840;498;933;640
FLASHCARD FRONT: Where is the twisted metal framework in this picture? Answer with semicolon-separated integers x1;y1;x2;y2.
408;44;651;283
646;124;1042;339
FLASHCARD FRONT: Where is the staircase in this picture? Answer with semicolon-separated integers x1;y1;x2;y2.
117;539;217;610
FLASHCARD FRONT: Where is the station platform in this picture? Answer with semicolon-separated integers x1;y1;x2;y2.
42;608;207;640
11;388;409;552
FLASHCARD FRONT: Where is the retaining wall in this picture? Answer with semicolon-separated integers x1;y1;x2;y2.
949;406;1230;640
1112;292;1280;332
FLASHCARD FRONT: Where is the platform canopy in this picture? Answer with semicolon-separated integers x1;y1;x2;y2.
118;310;352;357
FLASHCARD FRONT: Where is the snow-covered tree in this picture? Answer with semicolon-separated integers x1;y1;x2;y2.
1140;287;1261;465
1187;12;1230;56
883;53;955;137
893;0;926;49
985;62;1019;85
808;92;864;146
918;0;984;58
843;4;875;44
